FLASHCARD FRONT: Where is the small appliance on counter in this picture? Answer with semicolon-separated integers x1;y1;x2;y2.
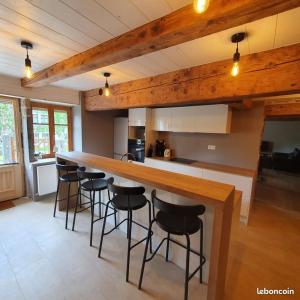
155;140;166;157
128;139;145;163
147;144;153;157
164;148;172;159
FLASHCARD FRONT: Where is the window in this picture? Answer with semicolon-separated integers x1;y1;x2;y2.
54;110;69;153
0;99;18;164
32;108;50;155
31;103;72;158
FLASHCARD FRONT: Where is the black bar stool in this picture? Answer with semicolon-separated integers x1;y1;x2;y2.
98;178;153;282
139;190;206;300
72;167;117;246
53;162;81;229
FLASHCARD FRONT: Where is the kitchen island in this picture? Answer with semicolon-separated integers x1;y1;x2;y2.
56;151;238;300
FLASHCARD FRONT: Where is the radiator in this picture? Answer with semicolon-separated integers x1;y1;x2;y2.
36;164;57;196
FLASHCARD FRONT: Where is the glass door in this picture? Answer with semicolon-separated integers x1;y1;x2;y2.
0;97;24;201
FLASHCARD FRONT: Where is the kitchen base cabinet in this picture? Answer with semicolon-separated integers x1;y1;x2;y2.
145;157;254;224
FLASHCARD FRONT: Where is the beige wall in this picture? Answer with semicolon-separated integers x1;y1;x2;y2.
81;99;127;157
159;103;265;170
0;74;79;105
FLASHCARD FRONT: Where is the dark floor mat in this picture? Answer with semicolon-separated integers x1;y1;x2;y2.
0;200;15;211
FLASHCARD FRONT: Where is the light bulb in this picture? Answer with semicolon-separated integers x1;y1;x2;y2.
104;87;110;97
25;66;32;79
231;61;239;77
193;0;210;13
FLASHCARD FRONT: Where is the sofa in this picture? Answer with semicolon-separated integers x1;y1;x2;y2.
272;148;300;173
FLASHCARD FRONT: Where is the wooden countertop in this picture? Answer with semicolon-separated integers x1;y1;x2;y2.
147;157;256;178
57;151;235;206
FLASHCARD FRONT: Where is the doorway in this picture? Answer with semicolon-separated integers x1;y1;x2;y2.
0;97;24;202
257;118;300;212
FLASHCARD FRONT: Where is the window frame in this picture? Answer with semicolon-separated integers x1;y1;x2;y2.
31;102;73;158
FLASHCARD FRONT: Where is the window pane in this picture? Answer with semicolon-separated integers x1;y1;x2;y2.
55;125;68;152
32;108;48;124
0;101;17;164
54;110;68;125
33;124;50;154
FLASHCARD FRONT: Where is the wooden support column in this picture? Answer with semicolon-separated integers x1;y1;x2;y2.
208;192;234;300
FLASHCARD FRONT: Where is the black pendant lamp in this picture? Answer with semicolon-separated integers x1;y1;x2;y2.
230;32;246;77
99;72;111;97
21;41;33;79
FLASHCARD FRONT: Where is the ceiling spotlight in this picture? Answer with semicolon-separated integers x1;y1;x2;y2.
21;40;33;79
99;72;111;97
193;0;210;13
230;32;246;77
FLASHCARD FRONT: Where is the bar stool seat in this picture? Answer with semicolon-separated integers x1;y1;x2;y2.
111;194;147;211
156;211;201;235
139;190;206;300
54;162;82;230
81;178;107;191
98;178;153;283
72;167;117;247
59;173;80;182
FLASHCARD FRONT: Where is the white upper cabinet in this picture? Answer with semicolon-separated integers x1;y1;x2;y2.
152;105;232;134
128;108;147;126
152;107;173;131
193;105;232;134
171;106;197;132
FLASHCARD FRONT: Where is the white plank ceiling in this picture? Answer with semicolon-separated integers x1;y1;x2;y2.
0;0;299;91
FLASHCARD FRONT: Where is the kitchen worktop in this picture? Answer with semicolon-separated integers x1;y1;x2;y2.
147;156;256;178
56;151;235;205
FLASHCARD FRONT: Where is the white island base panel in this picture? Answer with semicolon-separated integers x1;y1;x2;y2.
89;174;214;287
144;158;253;224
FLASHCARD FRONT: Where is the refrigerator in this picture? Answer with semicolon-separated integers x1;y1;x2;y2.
113;117;128;160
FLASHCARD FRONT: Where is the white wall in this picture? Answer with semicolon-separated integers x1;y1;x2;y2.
0;74;79;105
263;120;300;152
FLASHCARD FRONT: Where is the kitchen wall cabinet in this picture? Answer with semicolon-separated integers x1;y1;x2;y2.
128;108;147;126
152;105;232;133
151;107;172;131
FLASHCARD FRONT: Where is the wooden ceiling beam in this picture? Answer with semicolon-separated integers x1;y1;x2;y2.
21;0;300;88
265;103;300;117
83;43;300;111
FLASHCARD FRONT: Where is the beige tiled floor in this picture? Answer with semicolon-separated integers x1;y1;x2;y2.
0;198;206;300
1;192;300;300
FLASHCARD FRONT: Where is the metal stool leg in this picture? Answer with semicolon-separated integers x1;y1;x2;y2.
98;201;111;258
79;184;82;208
200;219;204;283
65;182;71;229
166;232;170;262
126;209;132;282
98;190;102;218
184;234;191;300
114;209;117;228
90;190;95;246
126;210;130;239
72;185;81;231
138;220;155;290
53;179;60;217
147;200;153;253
